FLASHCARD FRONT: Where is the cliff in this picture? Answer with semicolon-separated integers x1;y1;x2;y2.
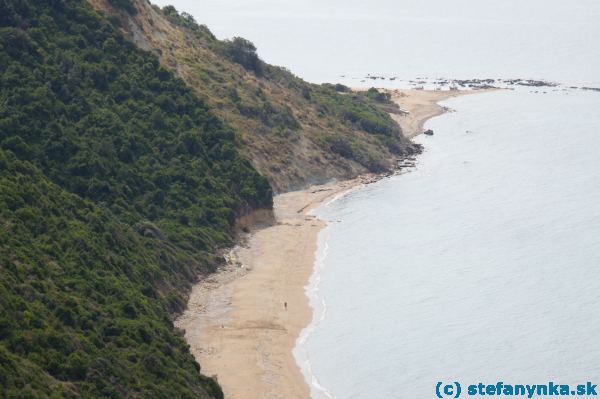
89;0;419;192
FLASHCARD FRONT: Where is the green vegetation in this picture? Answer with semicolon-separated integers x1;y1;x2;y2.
108;0;137;15
309;85;404;171
0;151;222;398
161;5;214;40
311;85;400;138
0;0;271;396
0;0;271;244
223;37;264;76
364;87;392;103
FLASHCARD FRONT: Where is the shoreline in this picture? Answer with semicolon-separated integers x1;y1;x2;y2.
175;178;367;399
387;88;489;137
175;89;487;399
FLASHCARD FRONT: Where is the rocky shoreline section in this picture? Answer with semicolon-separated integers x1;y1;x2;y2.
353;74;600;94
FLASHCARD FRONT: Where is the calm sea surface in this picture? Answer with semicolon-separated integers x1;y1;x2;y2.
155;1;600;397
298;88;600;398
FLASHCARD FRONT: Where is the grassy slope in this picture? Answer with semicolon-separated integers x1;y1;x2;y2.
0;0;271;396
90;0;420;192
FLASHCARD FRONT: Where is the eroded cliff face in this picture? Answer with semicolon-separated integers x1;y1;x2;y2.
89;0;419;193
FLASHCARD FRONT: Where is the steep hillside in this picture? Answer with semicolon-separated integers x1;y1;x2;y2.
0;0;270;396
89;0;420;192
0;151;222;398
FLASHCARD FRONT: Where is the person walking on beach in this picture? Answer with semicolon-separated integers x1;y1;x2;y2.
284;301;287;310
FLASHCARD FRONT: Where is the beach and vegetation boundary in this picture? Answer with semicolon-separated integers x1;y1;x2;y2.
177;89;486;399
0;0;492;397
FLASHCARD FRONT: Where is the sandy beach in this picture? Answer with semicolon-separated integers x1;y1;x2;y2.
176;179;366;399
175;89;484;399
388;89;484;137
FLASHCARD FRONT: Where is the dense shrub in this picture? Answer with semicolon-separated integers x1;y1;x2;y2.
162;5;215;39
0;0;271;396
223;37;264;76
364;87;392;103
0;151;223;398
322;134;387;173
108;0;137;14
313;85;401;139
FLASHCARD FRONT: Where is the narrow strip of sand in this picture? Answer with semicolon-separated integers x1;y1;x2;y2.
175;89;487;399
388;89;482;137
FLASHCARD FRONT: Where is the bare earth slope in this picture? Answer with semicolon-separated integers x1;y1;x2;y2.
89;0;420;192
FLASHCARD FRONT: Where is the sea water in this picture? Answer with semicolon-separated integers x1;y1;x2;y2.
153;0;600;397
296;88;600;398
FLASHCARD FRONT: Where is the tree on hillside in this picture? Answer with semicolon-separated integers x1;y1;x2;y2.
227;37;263;76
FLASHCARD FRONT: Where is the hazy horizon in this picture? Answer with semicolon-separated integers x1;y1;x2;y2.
153;0;600;85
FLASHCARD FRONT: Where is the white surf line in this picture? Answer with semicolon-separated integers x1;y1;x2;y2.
294;185;363;399
294;229;336;399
